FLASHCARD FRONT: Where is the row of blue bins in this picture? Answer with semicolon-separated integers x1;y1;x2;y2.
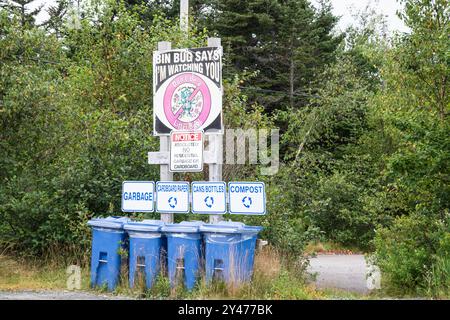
87;217;262;291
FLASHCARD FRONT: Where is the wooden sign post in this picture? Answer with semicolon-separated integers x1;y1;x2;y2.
148;1;223;223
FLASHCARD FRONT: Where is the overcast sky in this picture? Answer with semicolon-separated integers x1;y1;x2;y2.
317;0;410;33
29;0;409;33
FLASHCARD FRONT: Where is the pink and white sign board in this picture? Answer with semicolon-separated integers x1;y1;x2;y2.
153;47;223;135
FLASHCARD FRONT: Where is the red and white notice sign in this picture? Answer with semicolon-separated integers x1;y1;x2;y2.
169;131;204;172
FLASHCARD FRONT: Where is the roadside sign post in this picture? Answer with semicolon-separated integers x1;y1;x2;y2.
149;37;223;223
148;2;225;223
157;41;174;223
206;37;223;224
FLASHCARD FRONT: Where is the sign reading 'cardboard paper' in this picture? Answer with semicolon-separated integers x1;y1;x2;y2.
155;181;190;213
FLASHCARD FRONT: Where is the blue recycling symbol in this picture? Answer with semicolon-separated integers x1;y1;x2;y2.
168;196;177;209
242;196;252;208
204;196;214;208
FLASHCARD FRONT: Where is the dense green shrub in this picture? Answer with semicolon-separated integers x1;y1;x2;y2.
0;1;207;256
373;213;449;296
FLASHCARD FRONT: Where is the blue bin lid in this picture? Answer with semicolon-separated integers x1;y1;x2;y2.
124;219;164;232
199;221;245;234
87;216;131;230
161;220;204;233
199;222;263;234
242;225;263;234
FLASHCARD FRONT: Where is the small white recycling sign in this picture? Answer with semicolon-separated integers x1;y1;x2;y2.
121;181;155;212
170;131;203;172
191;181;226;214
228;182;266;215
156;181;190;213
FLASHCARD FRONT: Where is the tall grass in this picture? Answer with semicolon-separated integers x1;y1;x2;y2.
423;255;450;298
113;246;322;299
1;245;322;299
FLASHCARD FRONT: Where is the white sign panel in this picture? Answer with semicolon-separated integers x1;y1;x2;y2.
170;131;203;172
153;47;223;135
121;181;155;212
156;181;190;213
191;181;226;214
228;182;266;215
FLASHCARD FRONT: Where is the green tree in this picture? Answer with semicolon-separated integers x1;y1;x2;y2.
0;0;43;28
43;0;71;36
202;0;342;113
367;0;449;295
0;0;207;256
129;1;342;115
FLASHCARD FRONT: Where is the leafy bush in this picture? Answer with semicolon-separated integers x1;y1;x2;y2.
373;212;450;296
304;172;376;247
423;234;450;298
0;2;205;256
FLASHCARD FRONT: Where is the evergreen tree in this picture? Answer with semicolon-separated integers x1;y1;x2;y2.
0;0;43;28
196;0;342;112
43;0;70;36
200;0;281;79
251;0;342;111
120;0;342;113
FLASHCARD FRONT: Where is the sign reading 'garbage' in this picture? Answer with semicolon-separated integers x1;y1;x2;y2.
153;47;223;135
121;181;155;212
170;131;203;172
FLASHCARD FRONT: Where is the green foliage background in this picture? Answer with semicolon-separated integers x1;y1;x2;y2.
0;0;448;296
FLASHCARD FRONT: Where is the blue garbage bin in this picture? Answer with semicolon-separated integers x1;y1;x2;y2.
124;220;164;289
87;216;130;291
239;225;263;280
200;222;263;284
161;221;204;290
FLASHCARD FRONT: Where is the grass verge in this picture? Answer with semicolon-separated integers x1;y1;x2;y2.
0;246;377;299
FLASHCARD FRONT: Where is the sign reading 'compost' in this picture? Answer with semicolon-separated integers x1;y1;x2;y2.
153;47;223;135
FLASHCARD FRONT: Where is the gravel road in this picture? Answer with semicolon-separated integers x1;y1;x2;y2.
0;290;133;300
307;254;380;294
0;254;379;299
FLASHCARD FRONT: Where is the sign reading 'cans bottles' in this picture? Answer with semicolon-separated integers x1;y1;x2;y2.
191;181;226;214
121;181;266;215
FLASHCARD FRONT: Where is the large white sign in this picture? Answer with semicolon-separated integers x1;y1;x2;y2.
228;182;266;215
122;181;155;212
170;131;203;172
153;47;223;135
191;181;226;214
155;181;190;213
